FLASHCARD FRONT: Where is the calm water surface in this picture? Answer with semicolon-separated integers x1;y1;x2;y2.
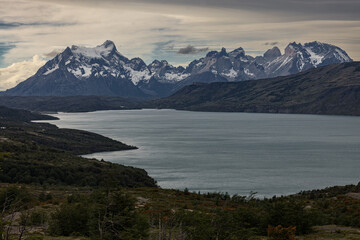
46;109;360;197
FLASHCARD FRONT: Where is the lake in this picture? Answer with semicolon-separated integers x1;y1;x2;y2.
45;109;360;197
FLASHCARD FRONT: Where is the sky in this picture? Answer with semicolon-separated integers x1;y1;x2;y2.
0;0;359;90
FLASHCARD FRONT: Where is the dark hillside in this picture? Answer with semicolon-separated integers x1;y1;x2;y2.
151;62;360;115
0;96;142;112
0;105;57;121
0;106;155;187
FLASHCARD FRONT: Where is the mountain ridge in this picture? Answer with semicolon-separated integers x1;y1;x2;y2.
150;62;360;115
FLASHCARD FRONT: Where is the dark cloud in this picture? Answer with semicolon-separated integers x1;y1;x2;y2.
41;0;360;21
151;27;171;32
0;20;75;29
264;42;279;46
0;42;16;67
44;49;64;58
0;21;21;29
177;45;209;54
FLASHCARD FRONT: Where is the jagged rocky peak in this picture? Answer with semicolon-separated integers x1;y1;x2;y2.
229;47;245;58
304;41;328;54
304;41;353;63
148;60;170;74
219;47;228;57
284;42;303;56
206;50;219;58
129;58;147;71
263;46;281;59
102;40;116;50
205;47;229;58
149;60;169;68
69;40;120;60
149;60;161;67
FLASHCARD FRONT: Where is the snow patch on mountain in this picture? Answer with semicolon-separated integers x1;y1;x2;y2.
223;68;238;78
43;65;59;75
244;69;255;77
71;41;117;60
164;72;190;82
335;49;350;61
305;47;323;66
124;66;152;85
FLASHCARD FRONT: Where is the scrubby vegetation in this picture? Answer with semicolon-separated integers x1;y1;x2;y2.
0;105;57;122
1;184;360;240
0;120;136;155
49;188;149;240
0;106;155;188
0;140;155;188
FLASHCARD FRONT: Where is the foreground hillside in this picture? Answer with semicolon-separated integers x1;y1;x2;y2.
1;182;360;240
152;62;360;115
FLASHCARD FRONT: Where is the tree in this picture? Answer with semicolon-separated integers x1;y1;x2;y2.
88;189;149;240
0;187;33;240
49;188;149;240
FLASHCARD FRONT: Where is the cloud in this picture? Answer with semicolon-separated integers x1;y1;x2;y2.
44;49;64;58
177;45;209;54
264;42;279;46
165;45;175;50
0;55;45;91
0;0;358;67
33;0;360;21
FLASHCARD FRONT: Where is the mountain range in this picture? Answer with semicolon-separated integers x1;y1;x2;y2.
1;62;359;115
1;40;353;97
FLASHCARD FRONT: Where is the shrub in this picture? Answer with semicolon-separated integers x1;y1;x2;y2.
267;225;296;240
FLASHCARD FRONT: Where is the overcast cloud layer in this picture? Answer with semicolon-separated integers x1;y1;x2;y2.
0;0;359;89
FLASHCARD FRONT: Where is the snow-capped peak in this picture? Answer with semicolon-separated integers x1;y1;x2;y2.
101;40;116;50
303;41;352;67
70;40;120;60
